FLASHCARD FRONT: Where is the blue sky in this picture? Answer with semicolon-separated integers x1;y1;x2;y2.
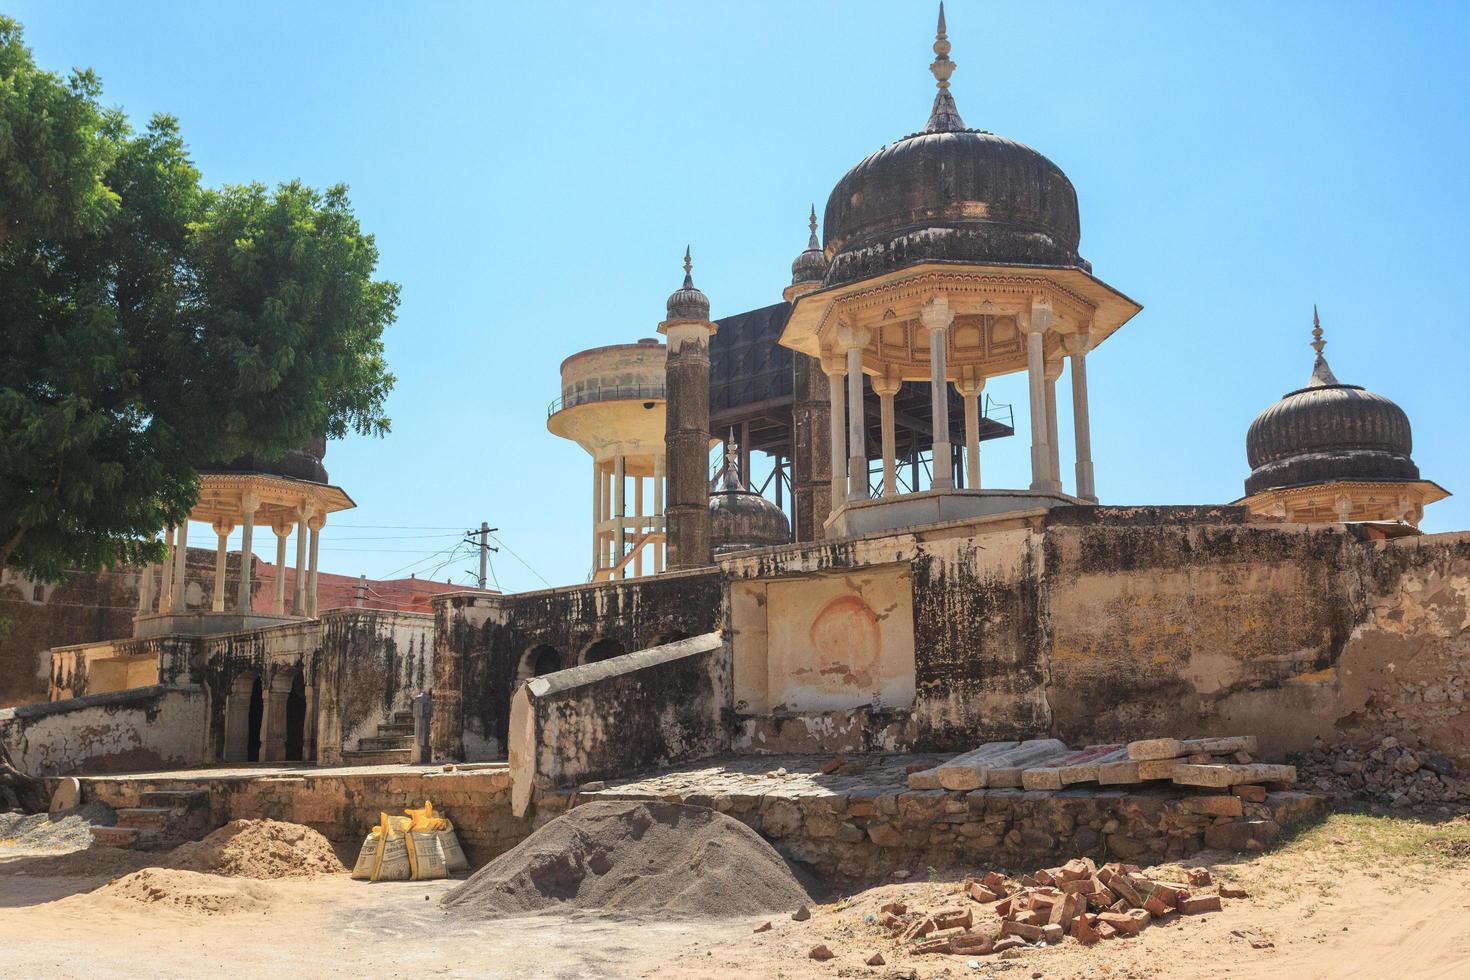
15;2;1470;591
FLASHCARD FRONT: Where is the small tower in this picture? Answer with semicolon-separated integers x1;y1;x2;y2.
660;248;717;569
1239;307;1449;526
784;206;834;543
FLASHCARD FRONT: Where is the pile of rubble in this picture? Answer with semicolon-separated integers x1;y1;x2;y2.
877;858;1244;958
1296;737;1468;808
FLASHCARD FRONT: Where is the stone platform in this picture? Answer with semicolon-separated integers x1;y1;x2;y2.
563;753;1328;883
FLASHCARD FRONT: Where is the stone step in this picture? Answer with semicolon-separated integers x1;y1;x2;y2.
358;735;415;753
340;747;413;767
91;826;159;850
376;723;415;737
116;806;175;830
391;710;414;726
139;789;207;809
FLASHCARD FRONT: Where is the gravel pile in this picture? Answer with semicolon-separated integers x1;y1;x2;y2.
1295;737;1468;809
0;803;116;852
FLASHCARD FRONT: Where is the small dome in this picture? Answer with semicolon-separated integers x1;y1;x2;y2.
1245;313;1418;496
665;246;710;322
205;435;329;484
790;205;828;285
709;451;790;553
820;6;1086;289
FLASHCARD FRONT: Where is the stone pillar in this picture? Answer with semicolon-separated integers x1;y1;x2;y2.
790;353;832;541
920;295;954;491
660;319;715;571
613;454;626;578
591;459;603;575
1065;332;1097;502
237;496;259;613
136;563;154;614
652;454;665;573
1045;362;1063;493
1024;300;1054;492
170;519;189;612
823;356;847;514
212;519;232;612
306;517;322;616
843;327;870;501
157;527;175;614
272;524;290;614
957;372;984;491
293;505;312;615
872;374;901;497
633;473;644;577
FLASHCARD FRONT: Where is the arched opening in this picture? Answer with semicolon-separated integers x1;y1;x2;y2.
284;670;307;761
246;677;263;762
515;644;564;689
652;630;691;647
582;636;626;665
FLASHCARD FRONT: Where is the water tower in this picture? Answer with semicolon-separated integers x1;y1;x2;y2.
547;339;668;579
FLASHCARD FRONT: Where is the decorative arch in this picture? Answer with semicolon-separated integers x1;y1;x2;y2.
581;636;626;665
515;644;565;689
223;671;264;763
263;665;313;763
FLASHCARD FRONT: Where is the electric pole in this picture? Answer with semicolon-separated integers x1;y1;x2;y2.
464;522;498;589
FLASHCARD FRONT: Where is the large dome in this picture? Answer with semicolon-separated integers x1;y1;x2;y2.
709;452;790;554
820;7;1086;288
205;435;330;485
1245;326;1417;496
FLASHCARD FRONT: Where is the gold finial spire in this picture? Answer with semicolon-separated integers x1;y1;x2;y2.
807;204;819;249
1310;304;1325;356
924;2;966;133
682;245;693;288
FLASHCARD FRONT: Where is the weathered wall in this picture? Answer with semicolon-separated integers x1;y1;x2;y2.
0;685;206;775
48;634;199;701
507;633;728;815
315;609;434;764
432;569;722;761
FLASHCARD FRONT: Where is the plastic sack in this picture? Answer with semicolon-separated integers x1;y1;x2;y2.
405;799;468;874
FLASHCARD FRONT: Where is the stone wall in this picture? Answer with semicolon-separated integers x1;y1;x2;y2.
0;685;206;775
316;609;435;764
507;632;727;816
431;569;722;761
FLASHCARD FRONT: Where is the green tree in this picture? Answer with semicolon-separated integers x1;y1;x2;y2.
0;19;398;580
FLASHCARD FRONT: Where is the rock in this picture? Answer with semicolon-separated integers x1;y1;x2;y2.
1394;753;1420;775
792;905;810;921
1421;753;1456;777
1381;737;1399;750
865;952;885;966
753;921;771;933
808;944;833;961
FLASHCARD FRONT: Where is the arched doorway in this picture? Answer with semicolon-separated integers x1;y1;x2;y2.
515;644;564;689
224;672;264;763
652;630;691;647
582;636;626;665
284;670;307;761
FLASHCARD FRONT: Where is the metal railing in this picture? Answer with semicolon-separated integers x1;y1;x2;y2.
547;384;667;418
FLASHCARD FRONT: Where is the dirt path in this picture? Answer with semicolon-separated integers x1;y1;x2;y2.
2;810;1468;978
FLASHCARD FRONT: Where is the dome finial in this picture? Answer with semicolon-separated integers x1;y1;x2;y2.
1307;304;1340;387
723;438;741;490
925;2;966;133
807;204;819;249
682;245;694;288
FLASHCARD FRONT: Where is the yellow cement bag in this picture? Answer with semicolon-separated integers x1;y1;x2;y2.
350;833;378;880
437;825;469;874
405;799;468;874
404;830;448;881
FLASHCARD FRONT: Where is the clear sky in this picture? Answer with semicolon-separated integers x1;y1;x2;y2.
14;1;1470;592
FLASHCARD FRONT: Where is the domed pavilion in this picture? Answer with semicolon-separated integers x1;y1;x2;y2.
1238;309;1447;526
778;3;1141;537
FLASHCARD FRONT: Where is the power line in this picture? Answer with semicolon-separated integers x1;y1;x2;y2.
488;533;552;588
331;523;465;530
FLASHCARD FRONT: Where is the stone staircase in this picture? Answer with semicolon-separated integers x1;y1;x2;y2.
90;789;210;850
340;709;417;766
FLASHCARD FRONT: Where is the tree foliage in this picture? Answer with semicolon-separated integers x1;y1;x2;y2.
0;18;398;580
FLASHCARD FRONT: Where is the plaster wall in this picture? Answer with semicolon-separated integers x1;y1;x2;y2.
0;685;206;776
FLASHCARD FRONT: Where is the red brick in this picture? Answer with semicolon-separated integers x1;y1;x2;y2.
933;908;973;931
967;883;999;904
1000;920;1047;942
1097;909;1151;935
910;938;952;955
951;934;993;954
1186;868;1213;887
1072;914;1102;944
1179;894;1222;914
993;937;1027;953
1096;921;1119;940
820;756;845;775
808;945;834;961
1220;885;1249;898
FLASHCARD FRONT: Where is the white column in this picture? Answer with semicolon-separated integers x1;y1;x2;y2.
959;375;984;490
136;563;154;614
874;376;900;497
633;475;644;577
1066;333;1096;502
1045;363;1062;493
212;520;231;612
844;332;868;501
920;296;954;491
293;505;311;615
613;454;626;579
823;356;847;513
236;495;258;613
157;527;175;614
272;525;289;614
591;459;603;574
1024;300;1054;492
170;519;189;612
306;518;322;617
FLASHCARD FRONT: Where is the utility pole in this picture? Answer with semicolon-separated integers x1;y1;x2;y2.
464;522;498;590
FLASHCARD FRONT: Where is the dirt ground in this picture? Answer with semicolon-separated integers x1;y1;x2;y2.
3;808;1470;979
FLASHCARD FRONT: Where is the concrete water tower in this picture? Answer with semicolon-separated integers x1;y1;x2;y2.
547;339;668;579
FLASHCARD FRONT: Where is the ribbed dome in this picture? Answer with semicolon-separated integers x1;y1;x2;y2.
665;246;710;322
819;7;1086;288
205;435;329;484
822;131;1085;288
1245;339;1418;496
709;456;790;553
791;205;828;285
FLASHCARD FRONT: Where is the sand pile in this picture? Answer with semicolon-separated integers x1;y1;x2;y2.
443;800;809;918
92;868;275;915
167;819;345;879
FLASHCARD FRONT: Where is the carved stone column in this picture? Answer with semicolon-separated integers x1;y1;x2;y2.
841;325;871;501
920;295;955;490
1024;300;1054;492
872;373;902;497
956;369;985;491
1064;332;1097;502
212;518;233;612
1045;361;1063;493
236;495;259;613
822;355;847;514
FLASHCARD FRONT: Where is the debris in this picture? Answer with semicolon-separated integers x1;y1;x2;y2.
866;952;885;965
809;944;833;960
792;905;811;921
753;921;771;933
1219;885;1249;898
820;756;846;775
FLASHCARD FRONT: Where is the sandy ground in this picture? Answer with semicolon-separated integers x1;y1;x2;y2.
3;810;1470;979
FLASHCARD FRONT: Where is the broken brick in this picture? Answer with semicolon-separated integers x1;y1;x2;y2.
880;901;907;916
1072;914;1102;944
1179;894;1223;914
967;882;999;904
1097;909;1151;935
1000;920;1048;942
808;945;833;961
820;756;845;775
932;908;973;931
1186;868;1213;887
1220;885;1249;898
910;938;952;955
992;937;1027;954
753;921;772;933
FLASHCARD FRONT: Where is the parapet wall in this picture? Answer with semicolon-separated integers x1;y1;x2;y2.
0;685;206;776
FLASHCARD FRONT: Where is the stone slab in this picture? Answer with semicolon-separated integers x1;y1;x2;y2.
982;741;1071;788
1172;763;1295;788
1127;735;1259;761
921;741;1022;791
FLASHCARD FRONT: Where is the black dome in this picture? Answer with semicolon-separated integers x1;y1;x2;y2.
709;459;790;554
205;435;329;484
822;130;1086;288
1245;355;1417;496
